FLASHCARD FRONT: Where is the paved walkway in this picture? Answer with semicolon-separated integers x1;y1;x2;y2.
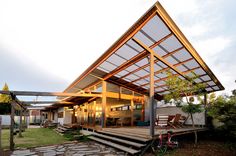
11;141;125;156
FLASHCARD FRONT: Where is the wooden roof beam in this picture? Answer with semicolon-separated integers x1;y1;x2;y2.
128;57;195;85
140;67;202;87
22;101;77;105
132;37;189;81
0;91;102;97
82;33;173;93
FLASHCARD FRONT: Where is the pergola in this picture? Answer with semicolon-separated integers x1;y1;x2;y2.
0;90;100;151
63;2;224;137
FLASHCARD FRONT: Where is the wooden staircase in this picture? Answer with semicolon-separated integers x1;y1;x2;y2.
81;129;150;155
55;124;72;134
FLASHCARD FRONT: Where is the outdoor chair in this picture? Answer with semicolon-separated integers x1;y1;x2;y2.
155;115;169;128
178;115;187;127
168;114;182;129
116;117;131;126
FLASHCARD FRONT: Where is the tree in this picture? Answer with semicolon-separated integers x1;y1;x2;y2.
207;82;236;139
0;83;12;114
0;83;12;103
164;71;205;144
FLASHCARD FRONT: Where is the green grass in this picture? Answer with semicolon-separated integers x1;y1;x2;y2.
1;128;70;149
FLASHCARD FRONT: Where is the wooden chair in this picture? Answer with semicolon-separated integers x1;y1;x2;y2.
116;117;131;126
178;115;187;127
155;115;169;128
168;114;182;129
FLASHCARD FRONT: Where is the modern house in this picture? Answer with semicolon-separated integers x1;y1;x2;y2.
43;1;224;138
0;1;225;153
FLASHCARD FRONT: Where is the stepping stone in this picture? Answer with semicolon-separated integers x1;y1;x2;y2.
43;151;56;156
13;150;31;155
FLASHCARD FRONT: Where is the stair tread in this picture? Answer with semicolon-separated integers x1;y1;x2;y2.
97;130;149;142
58;127;70;131
89;136;140;155
93;132;145;148
56;129;65;133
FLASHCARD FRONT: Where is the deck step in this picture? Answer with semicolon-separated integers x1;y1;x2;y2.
55;129;65;133
93;132;145;148
89;136;140;155
97;130;149;142
58;126;71;131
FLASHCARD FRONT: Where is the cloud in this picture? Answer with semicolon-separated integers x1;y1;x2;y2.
0;0;234;96
0;46;69;92
160;0;235;95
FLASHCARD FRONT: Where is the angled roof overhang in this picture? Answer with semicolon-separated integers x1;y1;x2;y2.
63;1;224;98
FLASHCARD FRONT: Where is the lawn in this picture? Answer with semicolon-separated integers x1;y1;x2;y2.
1;128;70;149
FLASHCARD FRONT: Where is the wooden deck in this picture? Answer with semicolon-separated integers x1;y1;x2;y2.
81;126;207;154
97;126;207;141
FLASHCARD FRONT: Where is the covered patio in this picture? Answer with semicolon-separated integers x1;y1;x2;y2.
62;1;224;137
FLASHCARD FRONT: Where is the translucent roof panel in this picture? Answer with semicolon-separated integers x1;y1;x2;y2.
184;59;199;69
207;81;216;86
194;68;206;75
125;64;140;72
125;74;140;80
115;44;139;60
165;56;179;65
160;35;182;52
107;54;127;66
134;69;149;77
153;45;168;56
126;39;144;52
134;31;154;47
65;2;224;97
176;65;188;72
200;75;211;81
98;61;117;72
213;86;220;90
142;15;171;42
173;49;192;62
136;58;149;67
116;70;130;77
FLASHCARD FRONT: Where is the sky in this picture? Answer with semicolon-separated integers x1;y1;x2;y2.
0;0;235;101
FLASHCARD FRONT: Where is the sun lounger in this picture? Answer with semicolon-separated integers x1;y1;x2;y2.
168;114;182;129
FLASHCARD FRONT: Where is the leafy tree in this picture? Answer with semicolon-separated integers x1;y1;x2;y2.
198;93;216;107
207;82;236;139
164;71;205;144
0;83;12;103
0;83;12;114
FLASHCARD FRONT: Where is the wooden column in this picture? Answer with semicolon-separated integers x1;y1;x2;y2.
204;93;208;126
10;101;15;151
101;81;107;128
149;51;155;137
93;85;97;127
18;108;23;137
130;91;134;126
24;110;28;129
141;97;145;122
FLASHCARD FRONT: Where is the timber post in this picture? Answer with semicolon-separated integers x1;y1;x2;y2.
130;91;134;126
101;81;107;128
149;49;155;138
204;93;208;126
18;108;23;137
10;100;15;151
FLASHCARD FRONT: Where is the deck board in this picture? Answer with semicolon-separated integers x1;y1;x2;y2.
98;126;207;141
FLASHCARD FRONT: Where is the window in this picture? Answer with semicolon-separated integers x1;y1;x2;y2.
122;105;129;111
58;112;63;118
135;104;142;110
